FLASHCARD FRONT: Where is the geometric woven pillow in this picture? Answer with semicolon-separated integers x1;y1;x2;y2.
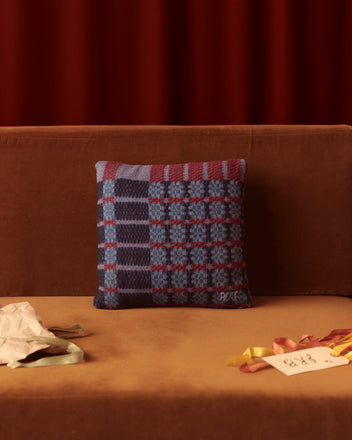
94;159;252;309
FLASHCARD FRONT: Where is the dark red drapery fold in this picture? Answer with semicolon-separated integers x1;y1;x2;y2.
0;0;351;126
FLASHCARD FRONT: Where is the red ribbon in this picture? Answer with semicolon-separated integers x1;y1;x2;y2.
237;328;352;373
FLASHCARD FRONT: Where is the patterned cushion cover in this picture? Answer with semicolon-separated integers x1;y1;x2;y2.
94;159;251;309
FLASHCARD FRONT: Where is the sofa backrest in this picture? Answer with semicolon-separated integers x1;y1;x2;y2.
0;125;350;297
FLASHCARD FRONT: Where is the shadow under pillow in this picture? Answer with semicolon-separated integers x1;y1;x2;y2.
94;159;251;309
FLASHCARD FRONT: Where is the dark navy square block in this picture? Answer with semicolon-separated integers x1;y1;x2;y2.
115;202;149;220
115;178;149;198
117;270;152;289
115;224;149;243
117;247;150;266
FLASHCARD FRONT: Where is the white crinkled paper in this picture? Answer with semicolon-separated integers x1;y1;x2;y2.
0;302;55;364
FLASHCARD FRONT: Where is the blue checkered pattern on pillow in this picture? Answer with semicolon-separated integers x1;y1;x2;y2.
94;159;251;309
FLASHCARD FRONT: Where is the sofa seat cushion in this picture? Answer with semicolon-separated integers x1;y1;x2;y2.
1;295;352;440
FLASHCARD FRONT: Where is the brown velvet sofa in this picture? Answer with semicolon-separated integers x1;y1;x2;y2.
0;125;351;440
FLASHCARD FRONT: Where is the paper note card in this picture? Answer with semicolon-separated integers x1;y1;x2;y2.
262;347;350;376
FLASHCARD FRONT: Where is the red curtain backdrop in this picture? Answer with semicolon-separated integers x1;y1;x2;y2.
0;0;351;126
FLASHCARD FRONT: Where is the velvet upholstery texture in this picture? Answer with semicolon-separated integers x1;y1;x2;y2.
1;295;352;440
0;125;352;440
0;125;351;297
95;159;251;309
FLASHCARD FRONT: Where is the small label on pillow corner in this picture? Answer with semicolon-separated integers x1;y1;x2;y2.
219;291;237;304
219;291;246;306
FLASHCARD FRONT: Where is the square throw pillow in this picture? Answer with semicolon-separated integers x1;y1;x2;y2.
94;159;251;309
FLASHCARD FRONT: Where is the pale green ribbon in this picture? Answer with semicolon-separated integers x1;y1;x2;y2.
2;324;84;369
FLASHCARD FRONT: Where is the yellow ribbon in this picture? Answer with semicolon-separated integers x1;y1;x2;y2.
227;346;274;367
228;329;352;372
330;332;352;360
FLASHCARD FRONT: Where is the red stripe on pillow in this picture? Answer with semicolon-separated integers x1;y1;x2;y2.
227;159;244;181
150;164;165;182
169;163;184;182
103;161;120;181
208;160;224;180
188;162;203;181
